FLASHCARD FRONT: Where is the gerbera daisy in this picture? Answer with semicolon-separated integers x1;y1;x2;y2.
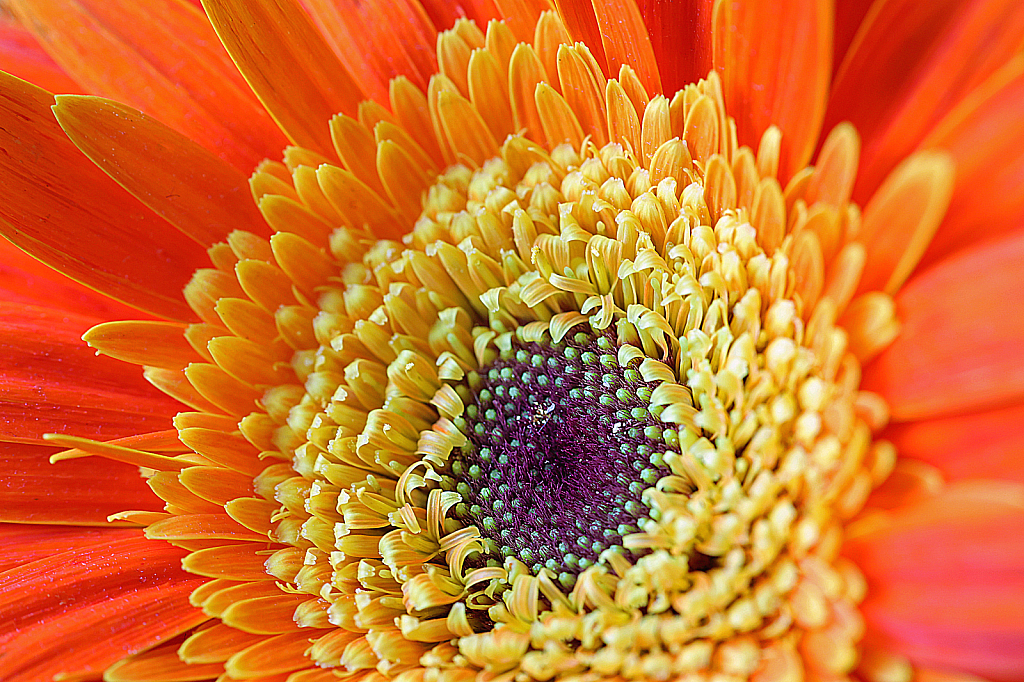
1;0;1022;680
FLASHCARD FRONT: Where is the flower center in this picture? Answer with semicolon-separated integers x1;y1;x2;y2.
447;330;673;585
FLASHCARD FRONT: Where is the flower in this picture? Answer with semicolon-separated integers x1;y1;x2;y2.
1;0;1022;681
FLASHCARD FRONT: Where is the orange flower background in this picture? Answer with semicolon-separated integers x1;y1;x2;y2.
0;0;1022;681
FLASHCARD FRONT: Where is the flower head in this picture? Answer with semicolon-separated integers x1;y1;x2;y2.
1;1;1023;682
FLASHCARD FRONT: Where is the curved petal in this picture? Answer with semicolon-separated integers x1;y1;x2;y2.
635;0;713;95
713;0;833;180
831;0;874;77
863;231;1024;422
857;150;955;295
494;0;555;42
827;0;1024;204
53;95;270;246
0;238;140;320
201;0;364;159
886;402;1024;484
420;0;500;29
554;0;608;70
0;304;182;445
0;525;141;573
0;73;208;321
0;535;208;682
590;0;662;97
7;0;288;172
302;0;438;102
0;18;81;94
847;482;1024;681
105;640;226;681
920;55;1024;267
0;442;163;525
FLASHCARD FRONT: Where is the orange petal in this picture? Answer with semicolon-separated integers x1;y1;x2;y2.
146;514;269;543
885;402;1024;484
0;441;164;524
0;304;181;445
831;0;874;77
856;150;955;295
0;238;138;320
53;96;270;247
494;0;555;42
863;231;1024;421
84;320;199;372
436;89;500;167
225;631;316;678
104;641;225;682
713;0;832;180
553;0;607;71
589;0;662;98
635;0;713;96
827;0;1024;204
805;122;860;208
7;0;287;171
420;0;500;29
555;43;608;144
179;622;264;664
182;545;277;581
0;525;140;573
0;535;207;682
0;74;206;321
920;55;1024;267
221;593;310;634
303;0;438;101
846;481;1024;681
201;0;364;159
0;18;80;94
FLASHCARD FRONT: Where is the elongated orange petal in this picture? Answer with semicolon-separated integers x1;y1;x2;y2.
146;514;269;543
856;150;955;295
420;0;500;29
553;0;606;71
7;0;287;171
0;18;80;94
436;89;500;167
182;545;279;581
179;622;264;664
0;442;162;524
589;0;661;97
494;0;554;41
831;0;874;76
0;525;139;573
0;305;181;445
886;402;1024;484
847;482;1024;680
0;535;207;682
221;593;310;634
201;0;363;159
828;0;1024;203
713;0;832;180
556;43;608;144
53;96;269;246
863;231;1024;421
635;0;713;96
225;631;316;678
104;642;225;682
0;75;208;321
0;239;138;320
303;0;438;101
919;56;1024;266
84;320;199;372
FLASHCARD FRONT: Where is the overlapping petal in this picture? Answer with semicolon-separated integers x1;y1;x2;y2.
0;535;207;682
0;1;1021;681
